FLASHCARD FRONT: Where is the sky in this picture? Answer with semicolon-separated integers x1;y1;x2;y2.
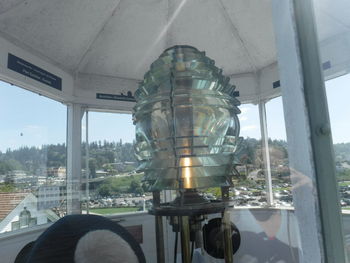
84;112;135;144
0;73;349;152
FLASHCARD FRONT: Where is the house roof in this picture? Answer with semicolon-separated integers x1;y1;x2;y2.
0;192;29;221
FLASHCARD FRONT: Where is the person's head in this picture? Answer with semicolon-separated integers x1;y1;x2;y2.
74;229;139;263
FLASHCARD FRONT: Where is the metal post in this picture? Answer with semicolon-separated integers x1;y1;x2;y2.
222;187;233;263
85;110;89;214
153;191;165;263
272;0;346;262
222;210;233;263
180;216;191;263
67;103;83;214
155;215;165;263
258;101;274;206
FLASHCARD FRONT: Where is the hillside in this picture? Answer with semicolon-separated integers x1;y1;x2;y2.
334;143;350;162
0;139;349;180
0;141;136;178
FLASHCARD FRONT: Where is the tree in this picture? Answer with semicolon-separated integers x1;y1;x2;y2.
103;163;117;175
4;174;14;184
89;159;96;178
129;180;140;192
129;179;144;195
98;184;112;197
337;169;350;182
0;161;12;174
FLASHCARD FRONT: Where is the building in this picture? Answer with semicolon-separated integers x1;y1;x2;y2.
47;167;66;179
0;192;59;233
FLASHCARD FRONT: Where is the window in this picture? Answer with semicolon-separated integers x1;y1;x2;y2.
324;73;350;259
313;0;350;257
82;111;149;215
231;104;265;207
232;100;293;208
0;81;67;234
266;97;293;208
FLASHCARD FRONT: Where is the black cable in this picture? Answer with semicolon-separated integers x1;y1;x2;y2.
191;241;195;261
174;231;178;263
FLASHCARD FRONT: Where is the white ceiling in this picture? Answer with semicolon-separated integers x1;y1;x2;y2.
314;0;350;42
0;0;276;79
0;0;348;103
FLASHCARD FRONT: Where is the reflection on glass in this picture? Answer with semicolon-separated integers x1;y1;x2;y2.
181;157;192;189
19;207;31;227
232;208;301;262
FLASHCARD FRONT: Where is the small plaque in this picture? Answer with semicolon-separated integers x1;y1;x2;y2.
96;92;136;102
273;80;281;89
322;61;331;70
7;53;62;90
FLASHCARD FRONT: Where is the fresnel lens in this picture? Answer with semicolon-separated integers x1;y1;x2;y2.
133;45;241;263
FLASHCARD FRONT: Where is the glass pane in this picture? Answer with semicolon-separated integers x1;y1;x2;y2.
266;97;293;208
81;111;88;213
0;81;67;234
314;0;350;259
325;74;350;259
233;104;264;207
83;112;150;215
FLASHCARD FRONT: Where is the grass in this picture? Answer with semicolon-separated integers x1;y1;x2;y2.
90;207;140;215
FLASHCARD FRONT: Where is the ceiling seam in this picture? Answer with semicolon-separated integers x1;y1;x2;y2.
230;61;277;78
73;0;123;76
228;72;255;79
319;7;350;31
217;0;258;74
165;0;171;48
319;30;350;46
78;72;141;82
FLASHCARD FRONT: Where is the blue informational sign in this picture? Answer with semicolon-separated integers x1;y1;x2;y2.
7;53;62;90
322;61;331;70
273;80;281;89
96;92;136;102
